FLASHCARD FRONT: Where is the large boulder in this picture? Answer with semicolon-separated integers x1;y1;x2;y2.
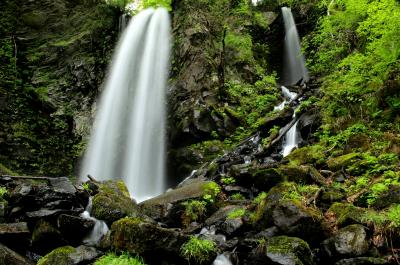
272;200;323;243
247;236;315;265
0;222;30;252
110;217;189;257
91;181;140;226
36;245;102;265
322;224;370;259
140;179;211;222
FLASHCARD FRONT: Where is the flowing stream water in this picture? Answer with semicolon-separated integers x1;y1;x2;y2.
80;8;171;202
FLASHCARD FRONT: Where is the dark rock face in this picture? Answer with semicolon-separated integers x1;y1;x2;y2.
0;243;33;265
31;220;66;255
335;257;389;265
0;0;119;176
272;200;323;243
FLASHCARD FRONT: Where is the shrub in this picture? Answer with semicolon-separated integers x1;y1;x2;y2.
180;237;217;264
181;200;207;226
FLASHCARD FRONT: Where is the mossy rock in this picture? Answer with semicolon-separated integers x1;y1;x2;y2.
335;257;388;265
110;217;189;256
327;203;366;228
278;165;309;183
91;181;140;226
37;245;101;265
37;246;75;265
327;153;362;171
265;236;315;265
233;166;284;191
287;145;326;166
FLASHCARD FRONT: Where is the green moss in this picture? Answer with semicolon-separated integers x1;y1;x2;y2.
181;200;207;226
328;202;365;227
37;246;75;265
227;208;246;219
180;237;217;264
95;253;147;265
287;145;326;166
266;236;313;265
327;152;362;171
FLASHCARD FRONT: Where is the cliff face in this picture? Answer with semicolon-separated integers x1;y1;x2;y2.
0;0;120;176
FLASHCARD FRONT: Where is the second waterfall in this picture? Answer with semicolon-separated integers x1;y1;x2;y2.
80;8;171;202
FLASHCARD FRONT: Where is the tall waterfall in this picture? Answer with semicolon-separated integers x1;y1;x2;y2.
281;7;309;85
80;8;171;202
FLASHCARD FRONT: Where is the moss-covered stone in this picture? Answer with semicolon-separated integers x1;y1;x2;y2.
37;246;75;265
287;145;326;166
92;181;140;226
110;217;189;255
266;236;315;265
327;153;362;171
37;245;101;265
327;203;365;228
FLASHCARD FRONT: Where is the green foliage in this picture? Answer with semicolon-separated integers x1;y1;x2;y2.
227;208;246;219
221;176;236;185
95;253;147;265
142;0;172;11
82;183;92;193
180;237;217;264
362;204;400;230
230;193;246;200
0;186;7;200
202;181;221;204
281;183;320;203
181;200;207;226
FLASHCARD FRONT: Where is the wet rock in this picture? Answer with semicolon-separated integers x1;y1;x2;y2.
110;217;189;257
36;245;102;265
31;219;66;255
57;214;95;244
49;177;76;195
272;200;323;243
0;243;33;265
335;257;389;265
91;181;140;226
221;217;244;236
320;190;345;204
323;224;369;258
205;205;243;226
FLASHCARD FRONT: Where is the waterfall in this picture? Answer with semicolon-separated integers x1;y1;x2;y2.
118;14;129;33
213;254;233;265
80;8;171;202
281;7;309;85
282;120;300;157
80;198;109;245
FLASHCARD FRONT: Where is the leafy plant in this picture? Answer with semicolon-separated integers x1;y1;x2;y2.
202;182;221;204
0;186;7;200
181;200;207;226
230;193;246;200
221;176;235;185
180;237;217;264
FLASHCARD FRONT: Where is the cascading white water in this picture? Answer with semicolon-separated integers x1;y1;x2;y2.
274;85;298;111
80;8;171;202
80;198;109;245
281;7;309;85
282;120;299;157
213;254;233;265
